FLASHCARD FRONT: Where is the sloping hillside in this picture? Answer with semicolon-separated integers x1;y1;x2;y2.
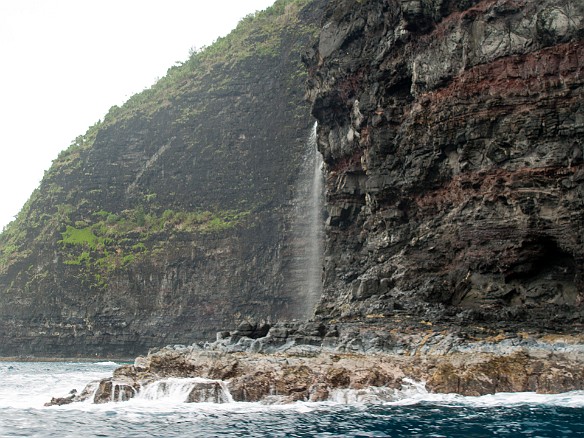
0;0;327;357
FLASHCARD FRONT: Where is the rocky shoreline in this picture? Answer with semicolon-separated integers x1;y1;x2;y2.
47;320;584;406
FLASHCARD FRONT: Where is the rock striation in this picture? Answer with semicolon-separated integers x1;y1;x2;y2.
0;0;328;358
43;0;584;404
305;0;584;328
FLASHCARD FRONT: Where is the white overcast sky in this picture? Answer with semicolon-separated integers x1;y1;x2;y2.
0;0;276;231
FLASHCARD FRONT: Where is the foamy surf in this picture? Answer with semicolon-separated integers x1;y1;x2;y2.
2;362;583;437
330;379;584;408
93;361;120;366
0;361;117;409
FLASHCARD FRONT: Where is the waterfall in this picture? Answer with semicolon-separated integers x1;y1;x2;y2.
305;124;324;310
287;122;325;317
112;381;137;402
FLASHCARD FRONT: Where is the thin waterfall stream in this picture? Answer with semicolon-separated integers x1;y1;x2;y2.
288;122;325;317
305;123;324;310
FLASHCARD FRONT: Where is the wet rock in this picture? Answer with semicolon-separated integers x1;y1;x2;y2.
93;378;138;404
48;330;584;405
216;331;231;341
44;390;77;407
186;381;231;404
134;356;148;371
426;352;584;396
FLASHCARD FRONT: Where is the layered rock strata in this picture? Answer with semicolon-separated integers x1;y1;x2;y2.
306;0;584;327
0;0;327;357
47;0;584;404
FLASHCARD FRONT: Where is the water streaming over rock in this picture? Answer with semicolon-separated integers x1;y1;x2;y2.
287;122;325;316
138;377;233;404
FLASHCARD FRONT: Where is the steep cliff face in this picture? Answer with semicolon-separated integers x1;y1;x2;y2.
0;0;327;357
2;0;582;359
307;0;584;328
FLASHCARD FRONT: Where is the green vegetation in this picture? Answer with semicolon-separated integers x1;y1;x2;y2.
0;191;40;272
196;0;313;65
50;121;103;174
0;0;316;284
56;207;251;288
96;0;316;123
60;225;105;250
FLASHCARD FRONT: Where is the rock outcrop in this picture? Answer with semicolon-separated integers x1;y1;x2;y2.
306;0;584;328
0;0;327;357
50;329;584;406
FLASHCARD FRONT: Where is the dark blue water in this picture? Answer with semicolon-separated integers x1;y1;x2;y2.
1;362;583;437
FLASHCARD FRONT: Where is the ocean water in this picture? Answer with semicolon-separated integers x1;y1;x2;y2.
1;361;583;437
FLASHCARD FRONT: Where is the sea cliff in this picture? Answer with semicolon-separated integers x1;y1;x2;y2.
307;0;584;330
49;0;584;404
0;0;328;357
3;0;584;400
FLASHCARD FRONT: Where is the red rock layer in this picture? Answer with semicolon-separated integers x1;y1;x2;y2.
307;0;584;328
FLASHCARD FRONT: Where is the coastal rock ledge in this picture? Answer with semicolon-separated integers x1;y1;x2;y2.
50;328;584;405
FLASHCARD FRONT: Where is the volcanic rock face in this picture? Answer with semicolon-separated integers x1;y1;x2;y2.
306;0;584;327
0;0;327;357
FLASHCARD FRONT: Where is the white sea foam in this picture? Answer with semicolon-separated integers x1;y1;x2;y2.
0;362;117;409
451;390;584;408
93;361;120;366
2;362;583;437
137;377;233;404
328;378;584;408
